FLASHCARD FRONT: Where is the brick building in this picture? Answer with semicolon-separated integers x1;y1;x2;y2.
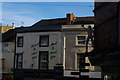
89;2;120;80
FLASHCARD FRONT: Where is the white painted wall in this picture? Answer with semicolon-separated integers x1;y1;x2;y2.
2;42;14;73
16;32;62;69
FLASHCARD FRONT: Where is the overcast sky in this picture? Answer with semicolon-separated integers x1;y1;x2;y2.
2;2;94;27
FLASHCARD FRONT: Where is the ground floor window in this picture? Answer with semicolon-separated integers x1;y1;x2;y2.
2;58;5;69
39;51;49;69
77;53;85;69
16;54;23;68
77;53;80;69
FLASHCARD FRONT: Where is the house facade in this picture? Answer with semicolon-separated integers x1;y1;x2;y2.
1;27;28;79
15;25;94;70
2;42;14;73
15;13;99;78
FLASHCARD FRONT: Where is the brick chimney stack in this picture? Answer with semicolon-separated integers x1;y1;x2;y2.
66;13;75;25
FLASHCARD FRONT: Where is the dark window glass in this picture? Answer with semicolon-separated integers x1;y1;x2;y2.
16;54;23;68
77;53;85;69
2;44;8;51
17;36;23;47
77;36;86;45
2;58;5;69
39;35;49;47
39;51;49;69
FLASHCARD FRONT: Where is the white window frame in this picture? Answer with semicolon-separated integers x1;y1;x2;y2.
76;35;87;46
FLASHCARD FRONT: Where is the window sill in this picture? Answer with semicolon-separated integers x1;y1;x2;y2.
75;45;86;47
75;45;92;47
39;45;49;47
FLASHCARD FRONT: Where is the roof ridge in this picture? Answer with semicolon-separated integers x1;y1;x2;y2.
40;18;66;21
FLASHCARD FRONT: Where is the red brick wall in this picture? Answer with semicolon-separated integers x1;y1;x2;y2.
94;2;118;51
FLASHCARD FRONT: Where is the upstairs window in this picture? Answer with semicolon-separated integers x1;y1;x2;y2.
76;36;86;46
39;35;49;47
17;36;23;47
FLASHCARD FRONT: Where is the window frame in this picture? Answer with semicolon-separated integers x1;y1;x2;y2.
2;43;8;52
16;53;23;69
17;36;24;47
76;53;80;70
76;35;87;46
2;58;5;69
39;51;49;69
39;35;49;47
76;53;85;70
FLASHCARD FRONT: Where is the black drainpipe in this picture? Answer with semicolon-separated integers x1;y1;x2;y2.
13;29;16;79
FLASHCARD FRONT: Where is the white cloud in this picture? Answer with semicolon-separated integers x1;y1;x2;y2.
2;10;38;27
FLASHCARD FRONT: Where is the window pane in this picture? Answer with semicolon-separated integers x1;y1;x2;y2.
2;44;8;51
40;36;49;47
77;36;86;45
77;36;85;40
17;36;23;47
77;54;80;69
2;58;5;69
18;55;22;62
78;41;85;44
17;54;23;68
39;51;48;69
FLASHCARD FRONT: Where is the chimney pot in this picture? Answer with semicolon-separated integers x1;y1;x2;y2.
66;13;75;25
12;23;15;27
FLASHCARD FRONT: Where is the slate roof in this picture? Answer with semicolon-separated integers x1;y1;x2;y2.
32;17;94;27
32;18;66;27
17;16;94;33
2;27;30;42
2;29;15;42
